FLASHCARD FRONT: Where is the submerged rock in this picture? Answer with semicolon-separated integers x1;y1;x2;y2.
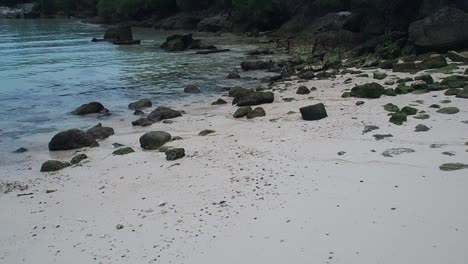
161;34;211;51
72;102;108;115
373;134;393;140
41;160;70;172
184;85;201;94
300;103;328;121
13;147;28;153
140;131;171;150
382;148;415;157
128;99;152;110
165;148;185;161
49;129;99;151
351;83;385;99
227;71;241;79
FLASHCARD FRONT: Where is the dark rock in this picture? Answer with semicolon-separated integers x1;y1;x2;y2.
161;34;211;51
409;7;468;50
397;77;414;83
351;83;385;99
384;89;397;96
440;163;468;171
233;107;253;118
447;51;468;63
165;148;185;161
113;147;135;156
362;54;379;68
227;71;240;79
444;88;462;96
373;72;387;80
41;160;70;172
411;80;428;90
417;55;448;70
296;86;310;95
401;106;418;116
240;60;273;71
132;118;153;127
437;107;460;114
363;125;379;134
384;103;400;112
72;102;107;115
441;75;468;88
87;123;114;140
300;103;328;121
128;99;152;110
414;75;434;84
212;99;227;105
430;104;441;109
140;131;172;150
113;143;125;148
389;112;407;125
382;148;415;157
356;101;365;106
341;92;351;98
197;14;232;32
415;124;430;132
428;82;449;91
13;147;28;153
395;84;414;94
393;62;417;73
228;87;251;98
414;114;430;120
247;107;266;119
373;134;393;140
134;110;145;115
70;154;88;165
456;90;468;98
147;107;182;122
49;129;99;151
199;129;215;136
184;85;201;94
235;91;274;107
104;26;133;41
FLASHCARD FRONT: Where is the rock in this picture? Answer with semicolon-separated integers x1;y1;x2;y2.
465;68;468;75
227;71;240;79
442;151;456;157
197;13;232;32
437;107;460;114
362;54;379;68
296;86;310;95
430;104;441;109
161;34;211;51
337;151;346;156
351;83;385;99
140;131;172;150
382;148;415;157
234;91;274;107
414;75;434;85
341;92;351;98
414;114;430;120
87;123;114;140
128;99;152;110
447;51;468;63
439;163;468;171
70;154;88;164
147;107;182;122
298;71;315;80
13;147;28;153
409;7;468;50
132;118;153;127
363;125;379;134
116;224;124;230
199;129;215;136
240;60;273;71
212;99;227;105
395;84;414;94
228;87;251;98
113;147;135;155
440;75;468;88
373;72;387;80
393;62;417;73
165;148;185;161
113;143;125;148
415;124;430;132
444;88;462;96
398;77;414;83
428;82;448;91
384;79;395;85
40;160;70;172
233;107;253;118
247;107;266;119
356;101;365;106
49;129;99;151
456;90;468;98
134;110;145;115
71;102;107;115
184;85;201;94
401;106;418;116
384;89;397;96
356;73;369;78
417;55;448;70
384;103;400;112
104;26;133;41
374;134;393;141
411;80;428;90
300;103;328;121
389;112;407;125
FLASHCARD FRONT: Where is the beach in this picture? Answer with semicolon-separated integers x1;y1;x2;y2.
1;63;467;263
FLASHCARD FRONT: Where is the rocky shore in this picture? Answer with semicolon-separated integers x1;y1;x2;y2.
1;25;468;262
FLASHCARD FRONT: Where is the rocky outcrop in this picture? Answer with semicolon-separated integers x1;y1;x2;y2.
72;102;108;115
161;34;214;52
49;129;99;151
139;131;171;150
409;7;468;50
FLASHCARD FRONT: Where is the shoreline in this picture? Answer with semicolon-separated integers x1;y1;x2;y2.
1;58;468;263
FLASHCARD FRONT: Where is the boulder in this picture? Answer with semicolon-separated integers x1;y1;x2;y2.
384;103;400;112
234;91;274;107
298;71;315;80
373;72;387;80
444;88;462;96
70;154;88;165
228;87;251;98
247;107;266;119
134;110;145;115
417;55;448;70
409;7;468;50
393;62;417;73
212;99;227;105
199;129;215;136
160;34;212;52
104;26;133;41
401;106;418;116
72;102;107;115
437;107;460;114
240;60;274;71
233;106;253;118
165;148;185;161
40;160;70;172
132;118;153;127
184;85;201;94
350;83;385;99
414;75;434;84
87;123;114;140
456;90;468;98
441;75;468;88
140;131;172;150
113;147;135;156
300;103;328;121
389;112;407;125
197;14;232;32
128;99;152;110
411;80;428;90
49;129;99;151
147;107;182;122
296;86;311;95
415;124;430;132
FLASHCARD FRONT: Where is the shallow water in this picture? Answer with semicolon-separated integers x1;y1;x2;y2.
0;19;265;155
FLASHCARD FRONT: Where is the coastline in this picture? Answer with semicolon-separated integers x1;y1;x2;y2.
1;60;468;263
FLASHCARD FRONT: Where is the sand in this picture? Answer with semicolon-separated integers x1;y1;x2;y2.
1;64;468;264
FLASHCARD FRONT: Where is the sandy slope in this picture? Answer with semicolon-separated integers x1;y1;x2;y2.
1;65;467;264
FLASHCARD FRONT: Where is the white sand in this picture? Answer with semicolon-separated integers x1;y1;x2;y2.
1;65;467;264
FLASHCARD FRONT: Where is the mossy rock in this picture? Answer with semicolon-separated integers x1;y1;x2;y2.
417;55;447;70
393;62;417;73
428;82;448;91
441;75;468;88
384;89;397;96
413;114;430;120
444;88;462;96
440;163;468;171
375;41;401;60
389;112;407;125
384;103;400;112
437;107;460;114
401;106;418;116
70;154;88;165
41;160;70;172
113;147;135;156
414;75;434;84
395;84;414;94
428;64;460;74
397;77;414;83
456;91;468;99
350;83;385;99
373;72;387;80
233;106;253;118
411;80;428;90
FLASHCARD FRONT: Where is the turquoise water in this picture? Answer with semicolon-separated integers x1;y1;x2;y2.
0;19;261;153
